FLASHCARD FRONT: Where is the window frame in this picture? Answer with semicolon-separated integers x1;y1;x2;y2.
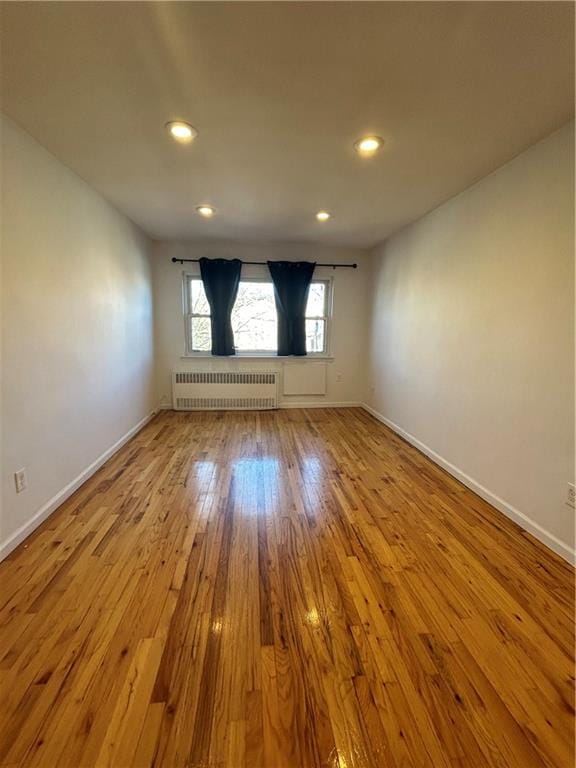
182;271;333;358
183;275;212;355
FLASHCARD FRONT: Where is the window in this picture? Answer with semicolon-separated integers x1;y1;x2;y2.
232;281;277;352
187;277;211;352
305;282;328;353
184;275;331;356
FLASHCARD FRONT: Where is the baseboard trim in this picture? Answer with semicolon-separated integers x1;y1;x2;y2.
360;403;575;565
0;409;158;562
280;401;360;409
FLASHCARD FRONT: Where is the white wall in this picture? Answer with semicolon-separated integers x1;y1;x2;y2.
0;116;155;557
152;240;370;407
366;122;575;560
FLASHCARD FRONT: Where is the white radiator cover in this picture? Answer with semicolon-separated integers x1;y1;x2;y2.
172;371;278;410
283;362;327;395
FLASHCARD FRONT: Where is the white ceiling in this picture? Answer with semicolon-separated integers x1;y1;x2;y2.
1;2;573;248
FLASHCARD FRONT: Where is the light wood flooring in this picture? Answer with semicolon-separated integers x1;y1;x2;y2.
0;408;573;767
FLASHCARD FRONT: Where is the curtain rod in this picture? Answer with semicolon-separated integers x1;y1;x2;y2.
171;257;357;269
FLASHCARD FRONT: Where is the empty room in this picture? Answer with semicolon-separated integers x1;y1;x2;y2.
0;2;574;767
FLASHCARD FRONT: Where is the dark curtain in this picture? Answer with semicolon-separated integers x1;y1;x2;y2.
199;258;242;355
267;261;316;356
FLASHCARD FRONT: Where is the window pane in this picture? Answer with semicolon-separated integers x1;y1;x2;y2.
232;282;277;352
306;318;325;353
306;283;325;317
190;278;210;315
191;316;211;352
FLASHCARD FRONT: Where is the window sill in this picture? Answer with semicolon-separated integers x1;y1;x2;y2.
180;354;334;361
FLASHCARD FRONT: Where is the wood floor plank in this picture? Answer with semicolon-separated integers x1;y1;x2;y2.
0;408;573;767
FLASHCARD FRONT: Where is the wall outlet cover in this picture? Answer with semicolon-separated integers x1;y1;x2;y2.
14;468;27;493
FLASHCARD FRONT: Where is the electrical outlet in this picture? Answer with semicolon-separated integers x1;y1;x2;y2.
14;469;27;494
336;373;342;382
566;483;575;509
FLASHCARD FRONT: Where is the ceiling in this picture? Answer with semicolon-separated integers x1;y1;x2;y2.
1;2;573;248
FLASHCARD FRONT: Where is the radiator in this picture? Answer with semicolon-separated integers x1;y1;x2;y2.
172;371;279;411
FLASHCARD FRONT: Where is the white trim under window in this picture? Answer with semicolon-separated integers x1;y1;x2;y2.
183;272;333;358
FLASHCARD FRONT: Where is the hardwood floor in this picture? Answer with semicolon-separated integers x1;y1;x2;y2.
0;408;573;768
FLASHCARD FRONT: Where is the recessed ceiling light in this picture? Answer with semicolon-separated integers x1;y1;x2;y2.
196;204;215;218
316;210;332;222
165;121;197;143
354;135;384;155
